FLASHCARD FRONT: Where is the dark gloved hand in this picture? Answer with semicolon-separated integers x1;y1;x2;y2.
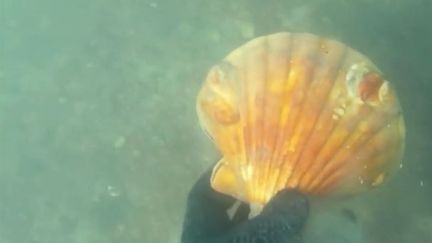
181;168;309;243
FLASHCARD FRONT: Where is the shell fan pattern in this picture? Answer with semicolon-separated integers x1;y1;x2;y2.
196;32;405;206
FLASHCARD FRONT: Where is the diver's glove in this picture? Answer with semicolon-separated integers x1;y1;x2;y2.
181;168;309;243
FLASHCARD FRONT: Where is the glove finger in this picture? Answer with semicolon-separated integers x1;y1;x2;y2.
261;189;309;232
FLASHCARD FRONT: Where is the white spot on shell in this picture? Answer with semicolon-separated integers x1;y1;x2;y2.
333;107;345;117
378;81;389;102
242;165;254;180
420;180;424;187
332;106;345;120
345;62;375;105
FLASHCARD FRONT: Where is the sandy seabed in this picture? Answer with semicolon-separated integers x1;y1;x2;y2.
0;0;431;242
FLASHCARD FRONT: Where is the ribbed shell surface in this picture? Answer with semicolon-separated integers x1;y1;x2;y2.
197;32;405;205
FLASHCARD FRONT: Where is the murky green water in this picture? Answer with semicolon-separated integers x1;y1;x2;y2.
0;0;431;242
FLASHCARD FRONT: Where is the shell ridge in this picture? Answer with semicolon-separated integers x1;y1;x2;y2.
361;125;402;178
270;39;306;190
228;62;247;193
246;40;265;200
305;106;370;191
299;52;369;191
275;36;324;189
307;106;376;191
265;34;294;201
311;112;400;192
280;37;328;188
305;109;372;191
292;45;350;189
240;43;253;199
260;35;278;202
283;39;348;189
226;63;245;197
267;34;310;197
223;45;248;199
257;36;270;202
241;38;267;199
314;116;401;193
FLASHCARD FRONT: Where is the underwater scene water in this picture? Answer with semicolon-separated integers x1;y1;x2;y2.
0;0;431;242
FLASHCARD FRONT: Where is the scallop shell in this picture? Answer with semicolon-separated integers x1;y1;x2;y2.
197;32;405;205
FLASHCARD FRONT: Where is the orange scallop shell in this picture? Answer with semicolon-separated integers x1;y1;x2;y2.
197;32;405;205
